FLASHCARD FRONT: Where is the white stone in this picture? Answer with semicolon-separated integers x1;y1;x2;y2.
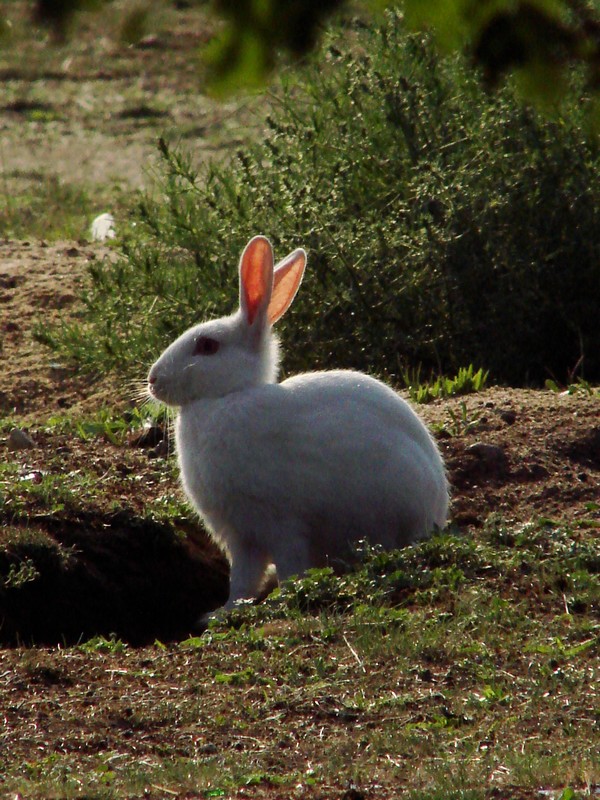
90;212;116;242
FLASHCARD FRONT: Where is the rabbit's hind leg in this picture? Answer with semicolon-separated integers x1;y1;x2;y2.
225;539;272;609
272;531;312;586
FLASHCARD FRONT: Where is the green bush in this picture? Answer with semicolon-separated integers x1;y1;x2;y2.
45;11;600;385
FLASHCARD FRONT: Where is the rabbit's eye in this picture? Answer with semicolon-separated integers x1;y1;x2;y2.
194;336;220;356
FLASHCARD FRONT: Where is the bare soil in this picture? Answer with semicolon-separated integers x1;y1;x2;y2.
0;240;117;415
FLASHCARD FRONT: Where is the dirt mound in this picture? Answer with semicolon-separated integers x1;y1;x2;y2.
437;387;600;529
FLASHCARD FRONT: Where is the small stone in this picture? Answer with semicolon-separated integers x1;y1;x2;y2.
49;363;71;381
128;424;165;448
137;33;160;49
466;442;508;467
198;743;218;755
21;470;44;484
498;409;517;425
147;438;170;459
90;212;116;242
7;428;35;451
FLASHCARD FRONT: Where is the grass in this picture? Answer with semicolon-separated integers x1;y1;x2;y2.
0;399;598;795
0;172;94;240
0;424;183;532
0;2;230;245
545;377;600;397
402;364;489;404
2;520;597;798
0;408;186;584
42;404;168;445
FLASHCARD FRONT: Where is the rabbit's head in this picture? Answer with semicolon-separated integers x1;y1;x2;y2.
148;236;306;407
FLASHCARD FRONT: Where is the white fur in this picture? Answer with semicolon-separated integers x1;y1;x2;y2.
148;236;449;610
91;212;116;242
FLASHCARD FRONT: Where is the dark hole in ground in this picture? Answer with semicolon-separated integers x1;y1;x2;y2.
0;513;229;646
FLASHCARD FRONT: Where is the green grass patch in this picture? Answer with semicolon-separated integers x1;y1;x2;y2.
545;377;600;397
41;404;168;445
0;173;94;240
402;364;489;404
0;460;92;521
0;407;186;550
218;520;599;627
3;519;597;798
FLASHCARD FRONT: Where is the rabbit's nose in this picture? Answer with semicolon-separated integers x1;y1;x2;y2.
148;372;157;385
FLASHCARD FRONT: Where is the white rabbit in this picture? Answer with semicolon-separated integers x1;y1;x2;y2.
148;235;449;611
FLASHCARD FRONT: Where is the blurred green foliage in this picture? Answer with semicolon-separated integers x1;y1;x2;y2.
12;0;600;110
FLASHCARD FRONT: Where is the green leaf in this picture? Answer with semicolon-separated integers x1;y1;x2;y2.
203;25;273;97
403;0;467;49
558;789;576;800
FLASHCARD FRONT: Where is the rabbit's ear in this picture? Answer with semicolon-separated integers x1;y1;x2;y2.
268;248;307;324
239;236;274;327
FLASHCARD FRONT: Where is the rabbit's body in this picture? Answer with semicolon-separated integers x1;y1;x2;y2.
149;236;449;611
177;370;446;558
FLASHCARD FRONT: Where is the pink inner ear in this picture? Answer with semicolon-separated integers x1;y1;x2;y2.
268;249;306;324
241;237;272;326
